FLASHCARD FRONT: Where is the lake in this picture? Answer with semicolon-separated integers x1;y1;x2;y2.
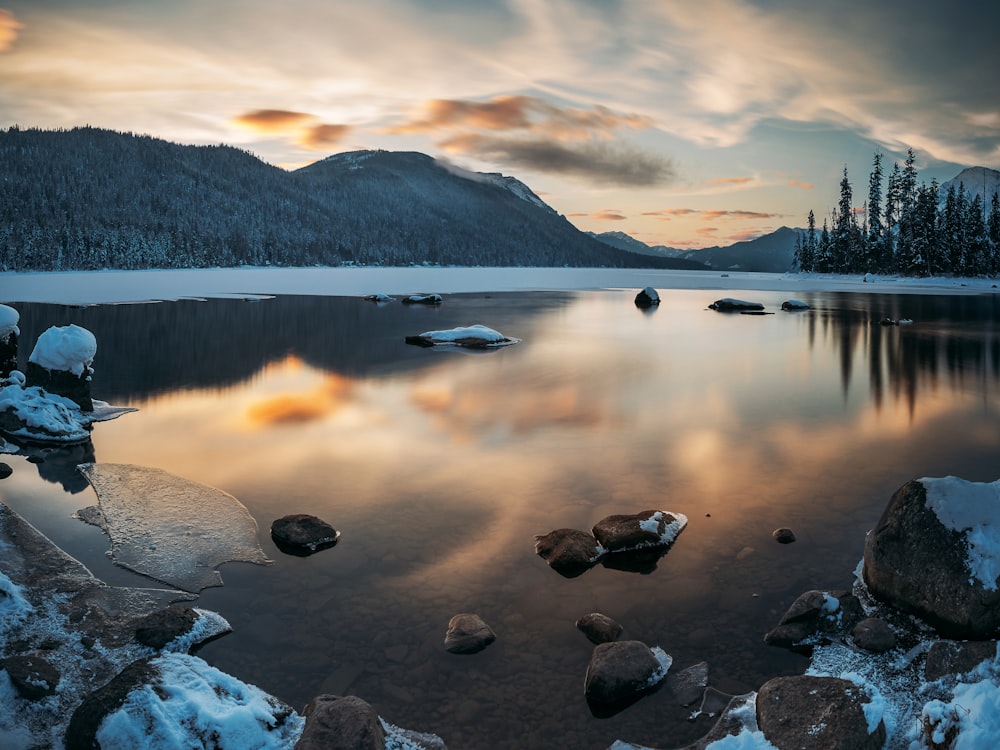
4;284;1000;749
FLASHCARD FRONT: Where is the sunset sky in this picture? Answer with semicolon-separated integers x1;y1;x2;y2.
1;1;997;249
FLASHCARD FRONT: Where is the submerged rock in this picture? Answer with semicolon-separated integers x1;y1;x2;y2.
756;675;886;750
576;612;623;644
444;613;496;655
584;640;671;715
863;477;1000;639
666;660;709;707
297;694;385;750
271;513;341;556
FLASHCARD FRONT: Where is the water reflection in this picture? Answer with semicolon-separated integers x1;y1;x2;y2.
5;288;1000;750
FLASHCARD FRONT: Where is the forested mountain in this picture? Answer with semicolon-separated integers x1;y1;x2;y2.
0;126;686;271
590;227;799;272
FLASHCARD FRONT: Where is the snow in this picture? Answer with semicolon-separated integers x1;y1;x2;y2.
3;267;999;306
0;304;18;339
419;324;508;344
637;511;688;548
647;646;673;687
27;324;97;376
921;476;1000;591
95;653;303;750
0;570;32;636
78;463;271;592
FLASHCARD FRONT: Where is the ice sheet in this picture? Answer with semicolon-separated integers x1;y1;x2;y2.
78;463;271;591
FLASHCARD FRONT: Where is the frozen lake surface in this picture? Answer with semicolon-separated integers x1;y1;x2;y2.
3;268;1000;748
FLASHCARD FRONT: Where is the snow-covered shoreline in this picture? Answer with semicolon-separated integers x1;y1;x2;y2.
2;266;998;306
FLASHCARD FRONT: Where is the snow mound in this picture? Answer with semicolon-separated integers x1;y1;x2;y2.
78;463;271;591
419;324;510;344
28;324;97;376
0;305;18;339
922;476;1000;591
0;377;136;444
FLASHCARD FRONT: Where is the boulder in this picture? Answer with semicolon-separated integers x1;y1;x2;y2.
401;293;443;305
924;640;999;681
296;694;385;750
134;604;200;649
781;299;810;310
863;477;1000;639
584;640;670;715
764;589;863;650
66;659;159;750
444;613;496;654
634;287;660;308
1;655;60;700
271;514;341;556
708;298;764;311
576;612;623;644
850;617;897;653
0;462;11;479
772;527;796;544
26;324;97;411
591;509;687;554
757;675;886;750
534;528;603;577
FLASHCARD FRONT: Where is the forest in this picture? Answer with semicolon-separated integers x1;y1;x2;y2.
794;151;1000;276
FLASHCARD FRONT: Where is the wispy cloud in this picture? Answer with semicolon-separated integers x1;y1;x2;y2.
592;209;628;221
640;207;779;222
233;109;313;132
233;109;351;150
0;9;23;52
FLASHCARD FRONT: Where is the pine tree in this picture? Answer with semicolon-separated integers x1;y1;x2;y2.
831;166;861;272
964;194;989;276
988;193;1000;274
867;151;884;270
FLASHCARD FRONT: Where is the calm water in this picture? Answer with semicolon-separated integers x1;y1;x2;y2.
4;287;1000;749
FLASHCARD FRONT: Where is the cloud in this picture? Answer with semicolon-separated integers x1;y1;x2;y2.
0;9;23;53
706;176;753;186
787;179;814;190
641;207;780;222
297;123;351;149
441;133;674;187
592;209;628;221
233;109;314;132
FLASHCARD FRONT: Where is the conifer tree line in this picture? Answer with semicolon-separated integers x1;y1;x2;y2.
794;149;1000;276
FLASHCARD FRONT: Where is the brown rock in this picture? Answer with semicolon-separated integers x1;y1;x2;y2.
295;694;386;750
576;613;623;644
444;613;496;655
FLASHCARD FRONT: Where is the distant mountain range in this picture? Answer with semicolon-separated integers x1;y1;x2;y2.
938;166;1000;205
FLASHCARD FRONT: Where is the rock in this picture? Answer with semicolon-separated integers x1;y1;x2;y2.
0;462;11;479
863;477;1000;639
576;613;623;644
772;527;796;544
66;659;159;750
781;299;810;310
271;514;341;556
404;324;513;349
584;640;670;715
667;660;709;707
534;528;603;577
924;640;1000;681
850;617;897;653
444;613;496;655
708;298;764;311
134;604;200;649
1;655;60;699
401;293;443;305
591;509;687;554
634;287;660;307
296;694;385;750
756;675;886;750
764;589;863;650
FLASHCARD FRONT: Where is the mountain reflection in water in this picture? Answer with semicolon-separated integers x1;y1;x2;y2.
5;288;1000;750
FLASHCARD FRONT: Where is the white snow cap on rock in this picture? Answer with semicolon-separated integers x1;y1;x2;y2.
419;324;507;343
28;324;97;376
922;476;1000;591
0;305;18;339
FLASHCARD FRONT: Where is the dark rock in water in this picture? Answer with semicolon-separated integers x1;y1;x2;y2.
271;514;341;556
0;337;15;378
296;694;385;750
764;589;863;650
534;528;602;577
708;298;764;311
1;655;60;699
634;287;660;308
404;334;436;347
772;527;796;544
584;640;669;716
576;612;623;644
863;478;1000;639
667;660;709;707
66;658;158;750
444;613;496;654
401;293;443;305
781;299;810;311
25;360;94;412
0;462;11;479
756;675;886;750
924;639;1000;681
134;604;201;649
592;509;686;554
850;617;897;653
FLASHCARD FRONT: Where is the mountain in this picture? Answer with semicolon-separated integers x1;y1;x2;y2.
0;127;682;272
584;231;708;269
590;226;801;273
938;166;1000;206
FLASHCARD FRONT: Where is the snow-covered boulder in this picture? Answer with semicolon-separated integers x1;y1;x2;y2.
781;299;810;310
634;287;660;308
592;510;687;554
756;675;886;750
26;324;98;411
763;589;864;650
0;304;17;376
405;324;516;349
708;298;764;312
584;640;671;715
863;477;1000;639
401;293;443;305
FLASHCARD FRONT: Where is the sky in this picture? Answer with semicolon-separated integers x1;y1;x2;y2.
1;0;997;250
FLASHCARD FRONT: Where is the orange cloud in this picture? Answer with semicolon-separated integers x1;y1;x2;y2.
0;9;23;52
297;123;351;149
593;209;628;221
787;179;814;190
706;176;753;186
233;109;314;132
697;227;719;236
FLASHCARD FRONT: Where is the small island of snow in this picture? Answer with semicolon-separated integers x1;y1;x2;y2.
28;324;97;376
